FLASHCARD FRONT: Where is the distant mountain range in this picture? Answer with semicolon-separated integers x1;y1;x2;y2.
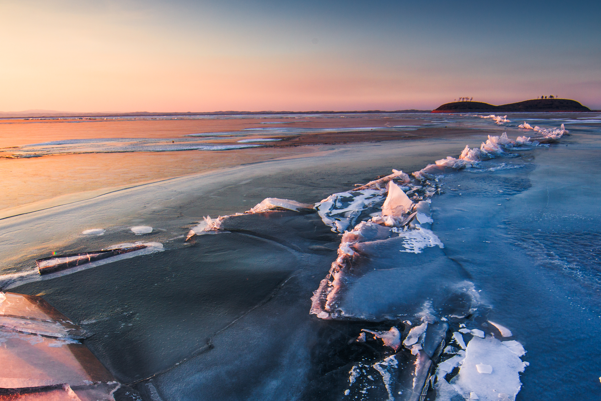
433;98;591;113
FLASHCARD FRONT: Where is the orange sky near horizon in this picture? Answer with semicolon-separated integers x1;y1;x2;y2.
2;0;600;112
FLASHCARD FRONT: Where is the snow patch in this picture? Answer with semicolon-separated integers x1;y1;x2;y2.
435;336;528;401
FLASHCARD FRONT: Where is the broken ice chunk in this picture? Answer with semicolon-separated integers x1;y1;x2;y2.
471;329;485;338
416;212;433;225
459;328;485;338
452;332;466;349
186;216;225;240
476;363;493;374
36;245;148;275
247;198;313;213
453;337;528;399
382;181;413;218
403;322;427;348
131;226;152;235
489;321;513;338
362;327;401;351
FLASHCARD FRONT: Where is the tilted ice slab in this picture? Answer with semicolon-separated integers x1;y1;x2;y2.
310;183;475;321
0;242;163;290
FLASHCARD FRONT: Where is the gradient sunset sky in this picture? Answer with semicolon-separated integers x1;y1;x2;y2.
2;0;600;112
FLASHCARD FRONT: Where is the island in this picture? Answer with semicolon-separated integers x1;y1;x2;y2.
433;98;591;113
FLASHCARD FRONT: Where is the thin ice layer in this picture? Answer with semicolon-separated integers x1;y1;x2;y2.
1;242;164;290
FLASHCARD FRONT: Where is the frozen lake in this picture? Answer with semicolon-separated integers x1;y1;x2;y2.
1;113;600;400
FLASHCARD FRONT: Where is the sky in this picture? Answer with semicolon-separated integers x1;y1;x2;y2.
1;0;600;112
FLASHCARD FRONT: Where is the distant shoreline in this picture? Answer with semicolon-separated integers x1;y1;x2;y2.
0;109;431;119
1;101;597;119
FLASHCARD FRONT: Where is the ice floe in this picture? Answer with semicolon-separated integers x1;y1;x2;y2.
436;336;528;401
131;225;153;235
489;321;513;338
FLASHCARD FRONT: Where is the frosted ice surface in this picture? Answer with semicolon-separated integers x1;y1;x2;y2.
316;189;384;233
489;321;513;337
416;212;433;225
394;226;444;254
437;351;465;376
131;226;152;235
82;228;105;236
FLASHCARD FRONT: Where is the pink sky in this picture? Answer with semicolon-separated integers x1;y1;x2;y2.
2;1;599;112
